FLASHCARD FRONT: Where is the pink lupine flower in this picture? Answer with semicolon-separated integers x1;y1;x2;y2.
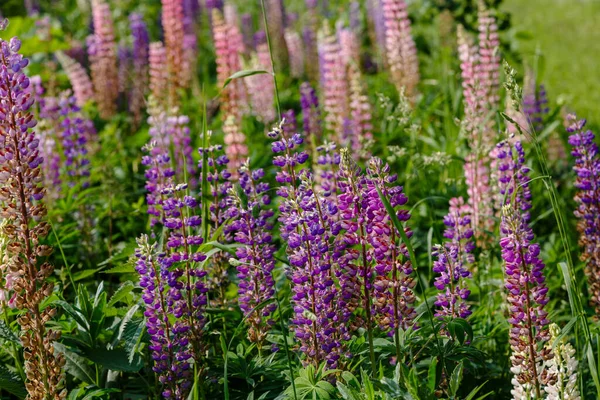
89;0;118;118
285;28;304;78
382;0;419;98
318;25;348;141
223;116;248;174
348;62;373;155
161;0;186;105
464;154;494;247
56;52;94;107
338;26;360;67
149;42;169;105
476;3;500;113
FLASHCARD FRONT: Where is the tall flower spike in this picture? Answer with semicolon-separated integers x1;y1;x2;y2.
543;324;581;400
89;0;118;118
117;44;131;95
162;0;186;105
135;235;192;399
382;0;419;98
348;62;373;156
129;13;150;128
245;33;275;123
227;162;277;347
476;2;500;113
318;24;348;141
464;154;493;247
149;42;168;105
0;35;66;400
285;28;304;78
269;120;347;368
58;92;92;189
300;82;322;156
497;140;551;399
265;0;289;71
433;197;474;320
566;115;600;315
56;52;94;107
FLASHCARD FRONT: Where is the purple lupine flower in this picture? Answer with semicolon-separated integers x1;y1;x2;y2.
135;235;192;399
142;140;176;226
129;13;149;127
524;83;549;133
433;197;474;320
241;13;254;52
496;140;551;399
198;142;234;306
0;34;65;399
269;120;347;368
58;92;92;188
117;44;131;95
227;161;277;346
300;82;322;155
566;115;600;314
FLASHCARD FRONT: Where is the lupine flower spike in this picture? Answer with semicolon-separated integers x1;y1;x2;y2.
162;0;186;105
56;52;94;107
566;115;600;315
129;13;149;127
0;34;66;400
497;140;551;399
544;324;581;400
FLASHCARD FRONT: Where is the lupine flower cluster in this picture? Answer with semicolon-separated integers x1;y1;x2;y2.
300;82;322;156
89;0;118;118
566;115;600;315
497;140;551;399
523;82;549;133
55;52;94;107
433;197;474;320
544;324;581;400
129;13;150;127
285;28;304;78
0;35;65;400
227;162;277;347
381;0;419;98
246;32;276;123
161;0;186;105
347;62;373;156
149;42;168;103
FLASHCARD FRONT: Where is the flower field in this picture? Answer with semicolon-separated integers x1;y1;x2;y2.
0;0;599;399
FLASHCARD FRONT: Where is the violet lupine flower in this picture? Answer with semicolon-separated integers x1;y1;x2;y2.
161;0;186;105
129;13;149;127
382;0;419;99
149;42;169;105
300;82;322;155
348;62;373;156
285;28;304;78
205;0;223;11
366;0;386;56
318;25;348;141
269;120;347;368
33;90;62;197
56;52;94;107
135;235;192;399
566;115;600;315
433;197;474;320
142;140;176;226
524;83;549;133
58;92;92;188
0;34;65;400
198;142;235;306
496;140;551;399
241;13;254;52
89;0;118;118
227;162;277;346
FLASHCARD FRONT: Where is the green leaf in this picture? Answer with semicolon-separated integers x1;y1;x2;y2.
222;70;269;89
0;319;20;345
0;364;26;398
54;342;95;384
55;300;90;333
427;357;438;393
84;347;143;372
108;281;135;307
449;362;464;397
121;317;145;363
464;381;490;400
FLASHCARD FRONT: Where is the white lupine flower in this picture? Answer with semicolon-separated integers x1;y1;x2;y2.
544;324;581;400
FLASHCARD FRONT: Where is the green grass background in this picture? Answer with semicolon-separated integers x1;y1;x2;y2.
503;0;600;123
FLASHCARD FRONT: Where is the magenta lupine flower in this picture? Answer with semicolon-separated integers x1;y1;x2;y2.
285;28;304;78
464;154;494;247
56;52;94;107
382;0;419;98
566;115;600;314
338;27;360;67
161;0;186;105
496;140;551;399
227;162;277;346
318;25;348;141
149;42;168;104
135;235;193;399
300;82;322;154
433;197;474;320
0;34;65;398
89;0;118;118
269;120;347;368
348;62;373;155
129;13;149;127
